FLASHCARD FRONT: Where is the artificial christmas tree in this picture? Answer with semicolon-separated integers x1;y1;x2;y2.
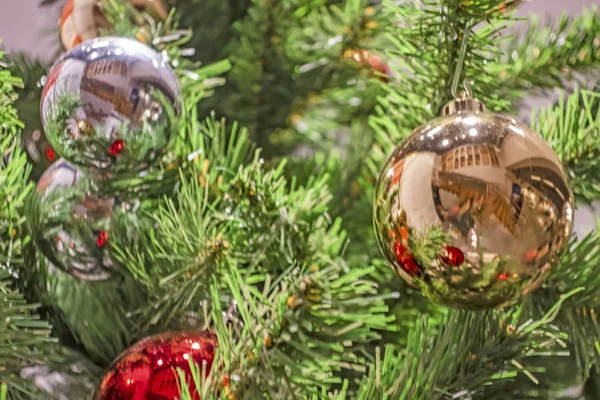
1;0;600;398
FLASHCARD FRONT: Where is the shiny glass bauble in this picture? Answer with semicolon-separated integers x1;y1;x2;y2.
35;159;116;280
95;331;218;400
41;37;181;173
373;97;574;309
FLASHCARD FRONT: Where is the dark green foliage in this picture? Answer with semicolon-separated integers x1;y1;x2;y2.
172;0;251;64
4;54;47;133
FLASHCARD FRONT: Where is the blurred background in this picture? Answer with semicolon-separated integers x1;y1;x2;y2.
0;0;599;233
0;0;597;61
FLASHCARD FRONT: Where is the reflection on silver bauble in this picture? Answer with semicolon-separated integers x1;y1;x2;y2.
40;37;181;173
373;97;574;310
35;159;115;280
22;129;58;181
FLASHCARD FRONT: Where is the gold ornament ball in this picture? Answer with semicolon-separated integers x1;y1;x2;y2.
373;96;574;310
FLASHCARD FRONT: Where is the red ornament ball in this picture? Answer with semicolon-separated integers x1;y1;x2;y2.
95;331;218;400
45;146;57;162
496;272;510;281
440;246;465;267
96;230;109;248
109;139;125;156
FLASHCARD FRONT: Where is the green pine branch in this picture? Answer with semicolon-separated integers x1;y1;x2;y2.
173;0;251;64
111;118;396;396
489;8;600;99
211;262;395;397
0;268;55;400
532;89;600;204
284;0;385;85
353;292;578;400
33;254;147;366
111;116;253;328
4;53;47;133
524;225;600;381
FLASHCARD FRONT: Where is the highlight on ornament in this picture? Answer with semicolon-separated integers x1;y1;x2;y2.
373;95;574;310
40;36;182;173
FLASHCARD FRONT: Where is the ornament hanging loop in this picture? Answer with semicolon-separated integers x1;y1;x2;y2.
462;78;473;98
450;20;474;99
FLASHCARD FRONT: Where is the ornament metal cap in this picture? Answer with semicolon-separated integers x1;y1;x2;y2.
442;95;487;116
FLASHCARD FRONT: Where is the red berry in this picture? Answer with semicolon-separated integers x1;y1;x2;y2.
45;147;57;161
394;241;421;276
96;230;109;248
440;246;465;267
108;139;124;156
497;272;510;281
367;54;391;82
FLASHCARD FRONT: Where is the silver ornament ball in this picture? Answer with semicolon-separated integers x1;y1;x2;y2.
40;37;181;173
35;159;115;281
373;96;574;310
